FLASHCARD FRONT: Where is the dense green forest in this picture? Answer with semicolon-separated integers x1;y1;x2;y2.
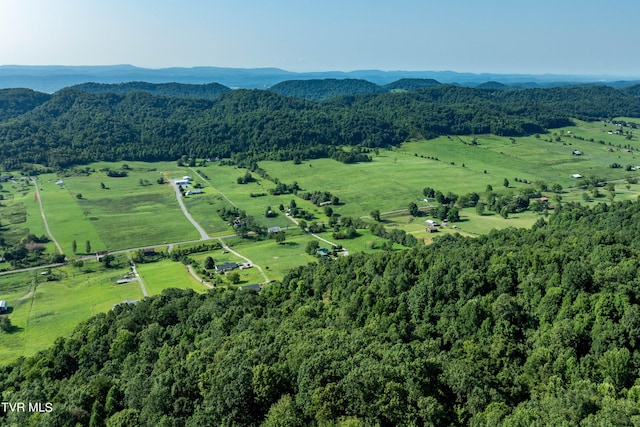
270;79;386;101
4;200;640;426
1;83;640;170
72;82;232;100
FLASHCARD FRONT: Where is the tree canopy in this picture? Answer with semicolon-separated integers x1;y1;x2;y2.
5;200;640;425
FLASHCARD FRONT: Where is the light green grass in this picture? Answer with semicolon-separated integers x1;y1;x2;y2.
0;263;142;363
136;260;210;295
226;234;319;282
37;162;200;253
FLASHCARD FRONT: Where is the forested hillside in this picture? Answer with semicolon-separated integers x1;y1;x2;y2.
1;84;640;170
0;88;50;121
4;200;640;426
71;82;232;100
269;79;385;101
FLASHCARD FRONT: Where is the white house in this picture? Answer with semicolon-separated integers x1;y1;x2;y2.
426;219;439;226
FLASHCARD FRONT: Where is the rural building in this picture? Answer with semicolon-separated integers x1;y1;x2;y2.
319;201;332;207
56;180;64;187
182;176;193;181
426;219;439;226
571;174;583;179
216;262;238;273
267;226;281;234
426;227;438;233
0;300;7;313
175;180;190;186
143;248;156;256
116;278;137;285
95;251;109;261
185;189;204;195
239;284;262;292
317;248;330;257
572;150;583;156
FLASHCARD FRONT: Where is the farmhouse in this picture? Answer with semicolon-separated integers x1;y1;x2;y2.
317;248;330;257
216;262;238;273
0;300;7;314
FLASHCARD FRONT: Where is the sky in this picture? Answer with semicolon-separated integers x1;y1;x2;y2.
1;0;639;77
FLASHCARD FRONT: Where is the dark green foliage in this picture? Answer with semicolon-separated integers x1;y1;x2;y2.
72;81;231;100
7;201;640;425
1;84;640;170
270;78;385;101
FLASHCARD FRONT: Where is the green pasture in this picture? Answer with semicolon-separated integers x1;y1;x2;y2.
225;233;319;282
136;259;210;295
0;263;142;363
187;166;324;226
37;162;200;253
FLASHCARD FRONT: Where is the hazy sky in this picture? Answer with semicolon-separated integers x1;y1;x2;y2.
1;0;638;76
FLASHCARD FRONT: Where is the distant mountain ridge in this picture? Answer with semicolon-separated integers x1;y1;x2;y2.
1;64;640;93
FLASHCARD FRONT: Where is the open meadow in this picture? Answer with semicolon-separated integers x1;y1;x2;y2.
0;261;142;361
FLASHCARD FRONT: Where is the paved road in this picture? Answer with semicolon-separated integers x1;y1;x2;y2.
131;263;149;297
170;179;210;240
31;178;64;255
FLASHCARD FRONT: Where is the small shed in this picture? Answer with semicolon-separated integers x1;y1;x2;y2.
0;300;7;313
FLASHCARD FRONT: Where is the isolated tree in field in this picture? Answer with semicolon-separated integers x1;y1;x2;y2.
371;209;381;222
503;178;509;188
552;183;563;193
204;256;215;270
85;240;91;254
71;240;77;254
486;184;493;192
408;202;419;217
476;202;486;216
324;206;333;217
76;193;83;199
100;182;106;189
227;272;241;284
102;254;115;268
0;316;12;333
275;231;286;245
305;240;320;255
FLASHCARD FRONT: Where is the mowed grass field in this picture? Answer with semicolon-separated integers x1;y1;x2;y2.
136;259;210;295
0;262;142;362
37;162;200;254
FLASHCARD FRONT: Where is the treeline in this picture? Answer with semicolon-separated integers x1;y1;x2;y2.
8;199;640;425
1;85;640;170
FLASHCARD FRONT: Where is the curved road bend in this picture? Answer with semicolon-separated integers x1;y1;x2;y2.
217;238;269;283
31;178;64;255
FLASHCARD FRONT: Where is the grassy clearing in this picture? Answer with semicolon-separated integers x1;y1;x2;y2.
136;260;210;295
226;234;319;282
0;263;142;363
